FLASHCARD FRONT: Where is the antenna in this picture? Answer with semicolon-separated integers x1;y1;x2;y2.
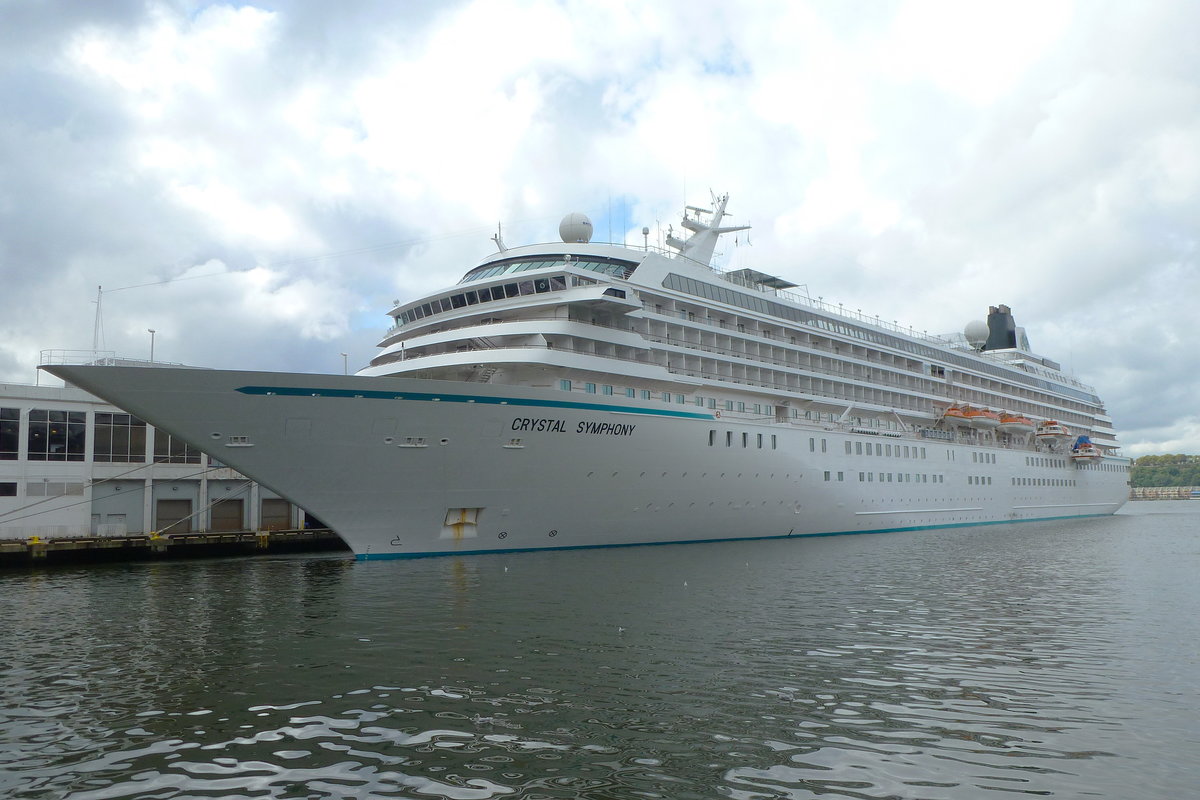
91;286;104;355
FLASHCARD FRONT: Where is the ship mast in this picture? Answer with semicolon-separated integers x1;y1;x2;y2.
664;192;750;266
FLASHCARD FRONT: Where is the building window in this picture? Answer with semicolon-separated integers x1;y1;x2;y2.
560;379;572;391
625;388;635;398
585;383;597;394
153;431;202;464
602;385;613;396
742;432;749;448
709;430;716;446
93;413;147;463
0;482;16;497
26;410;86;461
0;408;19;460
641;390;651;400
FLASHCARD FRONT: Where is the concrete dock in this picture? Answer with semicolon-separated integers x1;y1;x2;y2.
0;527;349;566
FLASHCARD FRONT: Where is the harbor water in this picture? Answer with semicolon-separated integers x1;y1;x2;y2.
3;501;1198;799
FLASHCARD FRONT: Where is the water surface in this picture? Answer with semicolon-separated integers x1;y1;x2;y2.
3;502;1198;798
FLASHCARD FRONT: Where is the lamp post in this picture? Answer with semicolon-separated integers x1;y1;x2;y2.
341;352;348;375
148;329;156;363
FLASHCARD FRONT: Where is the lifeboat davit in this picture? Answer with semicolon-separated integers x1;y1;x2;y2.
997;414;1035;435
1036;420;1071;442
963;408;1001;430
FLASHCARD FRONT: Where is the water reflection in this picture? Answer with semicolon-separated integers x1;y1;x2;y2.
2;505;1198;798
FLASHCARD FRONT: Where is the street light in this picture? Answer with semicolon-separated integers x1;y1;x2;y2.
341;352;348;375
148;329;156;363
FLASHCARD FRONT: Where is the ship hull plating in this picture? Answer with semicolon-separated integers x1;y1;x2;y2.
45;366;1129;559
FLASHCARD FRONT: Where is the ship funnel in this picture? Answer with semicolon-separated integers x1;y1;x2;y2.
982;304;1017;351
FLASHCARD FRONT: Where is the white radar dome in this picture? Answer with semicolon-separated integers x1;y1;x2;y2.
559;212;593;243
964;319;989;349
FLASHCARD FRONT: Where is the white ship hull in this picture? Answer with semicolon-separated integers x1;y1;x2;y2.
45;365;1129;559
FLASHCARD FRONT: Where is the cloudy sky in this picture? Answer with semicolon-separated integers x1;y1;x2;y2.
1;0;1197;456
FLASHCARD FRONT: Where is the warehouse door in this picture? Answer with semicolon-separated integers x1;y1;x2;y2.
211;498;244;531
155;499;192;534
260;498;291;531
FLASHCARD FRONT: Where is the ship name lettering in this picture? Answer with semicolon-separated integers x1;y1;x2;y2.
511;417;567;433
576;421;636;436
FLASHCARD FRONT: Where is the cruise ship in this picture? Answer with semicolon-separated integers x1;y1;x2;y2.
44;194;1130;559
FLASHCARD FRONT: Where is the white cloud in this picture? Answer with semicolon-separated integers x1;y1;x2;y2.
1;0;1197;455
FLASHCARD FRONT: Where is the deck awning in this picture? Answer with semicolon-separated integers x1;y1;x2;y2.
727;268;798;290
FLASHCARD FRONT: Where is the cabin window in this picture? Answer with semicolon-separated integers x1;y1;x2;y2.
602;385;613;396
585;383;596;394
625;388;635;398
560;380;572;391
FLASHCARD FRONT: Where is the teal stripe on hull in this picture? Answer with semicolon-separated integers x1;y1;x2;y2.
236;385;716;420
354;512;1117;560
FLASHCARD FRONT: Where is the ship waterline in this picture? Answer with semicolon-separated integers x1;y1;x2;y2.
44;194;1129;557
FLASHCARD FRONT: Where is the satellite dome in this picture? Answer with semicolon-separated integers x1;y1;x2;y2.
964;320;989;349
559;212;593;243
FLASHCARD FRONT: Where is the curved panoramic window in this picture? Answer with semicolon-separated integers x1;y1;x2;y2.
459;255;637;284
396;274;573;327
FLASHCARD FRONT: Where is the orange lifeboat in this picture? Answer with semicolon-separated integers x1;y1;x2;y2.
997;413;1035;435
941;406;969;426
963;408;1001;430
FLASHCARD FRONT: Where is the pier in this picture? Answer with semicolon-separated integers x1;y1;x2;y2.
0;527;348;566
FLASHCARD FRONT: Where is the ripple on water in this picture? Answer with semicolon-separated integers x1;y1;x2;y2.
2;509;1199;798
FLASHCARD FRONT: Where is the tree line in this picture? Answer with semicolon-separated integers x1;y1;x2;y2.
1131;454;1200;487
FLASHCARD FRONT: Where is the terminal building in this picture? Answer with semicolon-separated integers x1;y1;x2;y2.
1;363;314;540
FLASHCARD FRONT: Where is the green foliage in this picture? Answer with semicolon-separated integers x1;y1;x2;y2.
1131;454;1200;487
